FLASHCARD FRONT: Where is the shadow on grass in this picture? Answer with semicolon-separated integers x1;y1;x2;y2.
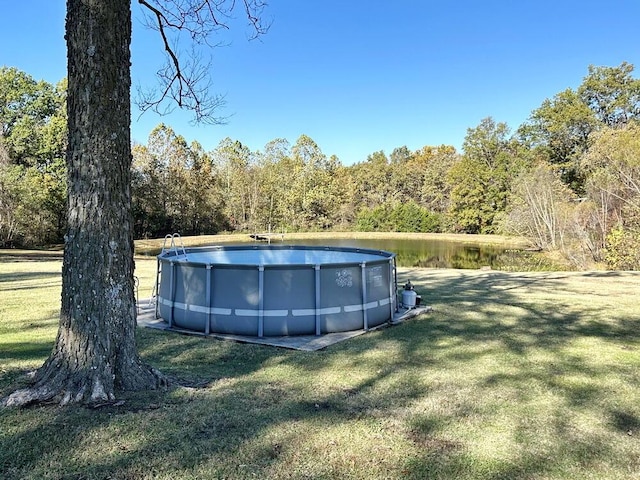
0;357;429;479
0;308;60;335
0;341;53;363
610;409;640;433
0;338;56;399
0;271;61;287
391;270;640;478
0;251;63;262
1;269;639;479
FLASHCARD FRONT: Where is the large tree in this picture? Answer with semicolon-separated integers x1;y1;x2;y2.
582;123;640;269
0;67;67;168
447;117;524;233
518;62;640;194
3;0;267;407
0;68;67;247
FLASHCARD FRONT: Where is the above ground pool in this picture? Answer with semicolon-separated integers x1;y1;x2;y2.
155;244;397;337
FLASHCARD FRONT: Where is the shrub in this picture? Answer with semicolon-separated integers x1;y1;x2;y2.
356;201;441;233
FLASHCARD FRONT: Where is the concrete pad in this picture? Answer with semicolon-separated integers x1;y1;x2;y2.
136;299;431;351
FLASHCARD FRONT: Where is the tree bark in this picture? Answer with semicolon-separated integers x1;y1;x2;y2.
3;0;165;407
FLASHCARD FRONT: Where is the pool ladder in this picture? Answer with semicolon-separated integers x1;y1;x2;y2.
160;233;188;258
150;233;187;314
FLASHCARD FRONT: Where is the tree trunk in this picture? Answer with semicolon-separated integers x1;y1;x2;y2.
3;0;165;407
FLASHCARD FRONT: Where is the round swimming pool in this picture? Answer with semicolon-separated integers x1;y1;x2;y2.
155;245;397;337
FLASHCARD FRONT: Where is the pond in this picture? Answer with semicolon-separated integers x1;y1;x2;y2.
138;236;550;271
278;237;538;270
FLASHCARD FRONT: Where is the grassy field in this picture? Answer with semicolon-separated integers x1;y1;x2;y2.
1;248;639;479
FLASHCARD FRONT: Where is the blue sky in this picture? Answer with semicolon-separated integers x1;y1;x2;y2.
2;1;640;164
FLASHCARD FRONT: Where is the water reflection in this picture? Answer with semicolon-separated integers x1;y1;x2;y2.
279;238;535;270
138;237;551;271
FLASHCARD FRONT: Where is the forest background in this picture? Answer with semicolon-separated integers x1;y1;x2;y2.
1;62;639;270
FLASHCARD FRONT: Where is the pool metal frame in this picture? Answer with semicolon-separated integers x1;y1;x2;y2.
155;244;398;337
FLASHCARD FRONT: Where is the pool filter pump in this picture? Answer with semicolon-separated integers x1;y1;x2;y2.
402;281;418;309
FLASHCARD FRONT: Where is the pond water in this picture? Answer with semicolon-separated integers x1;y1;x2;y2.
139;236;546;270
279;237;530;269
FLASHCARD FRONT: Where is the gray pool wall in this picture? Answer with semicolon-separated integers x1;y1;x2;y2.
156;245;397;337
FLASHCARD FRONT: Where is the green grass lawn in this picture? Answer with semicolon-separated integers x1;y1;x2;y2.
1;250;639;479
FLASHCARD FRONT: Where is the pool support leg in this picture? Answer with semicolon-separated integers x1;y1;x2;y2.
205;265;212;335
258;265;264;338
361;262;369;331
388;258;396;321
314;265;321;336
154;257;161;319
168;261;176;329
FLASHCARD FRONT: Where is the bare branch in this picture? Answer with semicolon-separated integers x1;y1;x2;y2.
136;0;270;124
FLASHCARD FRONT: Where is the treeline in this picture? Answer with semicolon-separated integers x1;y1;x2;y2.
130;127;457;237
1;63;639;269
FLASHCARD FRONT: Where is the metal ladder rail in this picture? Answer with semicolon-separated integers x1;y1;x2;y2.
170;233;187;259
151;233;187;314
149;234;174;309
160;233;173;255
150;257;162;314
